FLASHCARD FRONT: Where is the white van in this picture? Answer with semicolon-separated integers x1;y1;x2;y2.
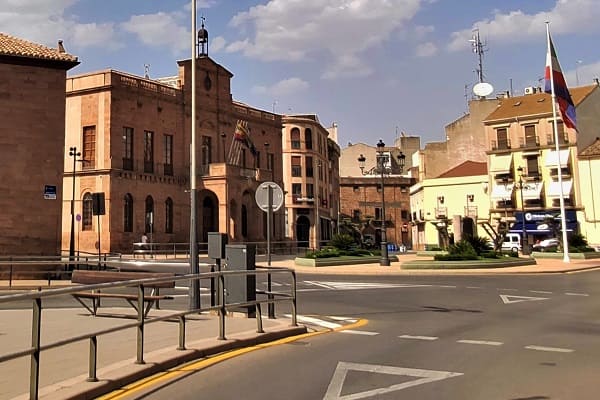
501;233;521;253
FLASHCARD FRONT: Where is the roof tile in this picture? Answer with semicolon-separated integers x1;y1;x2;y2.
437;161;487;178
0;32;78;63
580;138;600;157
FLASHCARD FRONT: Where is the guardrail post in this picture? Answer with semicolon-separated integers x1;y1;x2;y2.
256;303;264;333
30;295;41;400
267;271;275;319
177;316;186;350
291;271;298;327
87;336;98;382
9;264;13;287
136;284;145;364
218;274;226;340
210;265;215;307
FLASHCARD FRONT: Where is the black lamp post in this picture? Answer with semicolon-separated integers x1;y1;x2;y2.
516;166;530;255
358;139;405;266
68;146;81;262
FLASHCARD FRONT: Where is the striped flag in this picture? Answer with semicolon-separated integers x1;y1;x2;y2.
544;33;577;131
227;120;257;166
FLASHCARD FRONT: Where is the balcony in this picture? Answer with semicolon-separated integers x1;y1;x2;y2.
464;205;478;219
546;133;569;145
491;139;511;151
519;135;539;148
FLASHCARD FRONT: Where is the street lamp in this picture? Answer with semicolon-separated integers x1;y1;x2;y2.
358;139;405;266
516;166;529;255
68;146;81;263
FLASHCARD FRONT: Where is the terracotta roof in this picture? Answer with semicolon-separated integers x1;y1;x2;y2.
484;85;597;123
0;32;78;63
579;138;600;157
437;161;487;178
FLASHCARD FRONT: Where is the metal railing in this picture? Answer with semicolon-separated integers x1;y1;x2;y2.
0;266;297;399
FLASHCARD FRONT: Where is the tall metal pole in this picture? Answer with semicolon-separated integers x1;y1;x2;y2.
378;149;390;266
189;0;200;310
546;22;570;263
519;174;528;255
68;147;80;263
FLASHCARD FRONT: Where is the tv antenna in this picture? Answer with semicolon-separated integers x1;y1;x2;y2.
468;29;493;98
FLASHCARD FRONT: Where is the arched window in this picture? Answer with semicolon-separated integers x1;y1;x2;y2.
82;193;93;231
290;127;301;149
145;196;154;234
305;128;313;150
165;197;173;233
124;194;133;232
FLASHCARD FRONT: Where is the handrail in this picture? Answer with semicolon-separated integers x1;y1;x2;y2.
0;267;297;399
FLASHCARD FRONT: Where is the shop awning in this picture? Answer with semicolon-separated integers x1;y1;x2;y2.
490;154;512;174
521;182;543;200
547;180;573;199
491;183;514;200
545;149;570;167
510;221;577;234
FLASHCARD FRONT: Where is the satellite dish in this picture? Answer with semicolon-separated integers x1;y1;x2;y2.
473;82;494;97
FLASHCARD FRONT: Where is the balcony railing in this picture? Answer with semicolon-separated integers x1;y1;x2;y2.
491;139;511;151
547;133;569;145
464;205;478;219
435;207;447;219
519;135;539;148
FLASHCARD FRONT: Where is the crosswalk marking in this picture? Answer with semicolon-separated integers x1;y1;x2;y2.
341;330;379;336
565;292;589;296
525;345;574;353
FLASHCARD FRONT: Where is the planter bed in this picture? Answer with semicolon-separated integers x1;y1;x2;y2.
531;251;600;260
402;257;536;270
294;255;399;267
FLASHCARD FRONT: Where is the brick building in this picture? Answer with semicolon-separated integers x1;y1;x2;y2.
63;55;284;254
0;33;79;255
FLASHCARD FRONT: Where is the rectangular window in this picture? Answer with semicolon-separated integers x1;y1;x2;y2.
201;135;211;166
524;125;538;147
122;127;133;170
306;183;314;198
292;183;302;196
267;153;274;170
255;150;261;169
241;148;247;168
526;156;539;178
305;130;313;150
353;186;359;192
496;128;509;150
553;121;568;144
83;126;96;169
144;130;154;173
305;156;313;177
291;156;302;177
164;134;173;175
375;207;382;221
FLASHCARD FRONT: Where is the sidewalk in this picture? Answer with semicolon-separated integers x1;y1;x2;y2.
0;307;305;400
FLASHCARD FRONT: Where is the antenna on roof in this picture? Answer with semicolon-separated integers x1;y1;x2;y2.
469;29;494;99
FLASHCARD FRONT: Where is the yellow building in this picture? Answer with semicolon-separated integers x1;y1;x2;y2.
410;161;490;250
578;138;600;248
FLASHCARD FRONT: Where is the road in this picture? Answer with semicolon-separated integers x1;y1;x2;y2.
108;270;600;399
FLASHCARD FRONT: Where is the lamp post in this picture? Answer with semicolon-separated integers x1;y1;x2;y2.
516;166;529;255
68;147;81;263
358;139;405;266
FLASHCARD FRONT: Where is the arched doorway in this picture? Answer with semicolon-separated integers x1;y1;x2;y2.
296;216;310;248
200;191;219;242
462;217;475;239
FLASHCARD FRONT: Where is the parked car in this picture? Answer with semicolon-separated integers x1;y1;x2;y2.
501;233;521;253
532;238;560;252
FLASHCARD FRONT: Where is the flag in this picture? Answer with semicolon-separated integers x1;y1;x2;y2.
227;119;256;166
544;34;577;131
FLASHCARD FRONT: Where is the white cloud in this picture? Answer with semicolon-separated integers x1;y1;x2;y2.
211;36;227;52
448;0;600;51
415;41;437;57
121;12;189;54
252;77;310;97
227;0;424;78
0;0;119;50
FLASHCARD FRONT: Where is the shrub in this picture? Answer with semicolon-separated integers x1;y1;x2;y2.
434;253;478;261
569;233;588;248
447;240;477;257
465;236;492;255
306;248;340;259
328;233;356;251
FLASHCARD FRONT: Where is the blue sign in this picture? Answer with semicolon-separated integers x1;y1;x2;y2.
44;185;57;200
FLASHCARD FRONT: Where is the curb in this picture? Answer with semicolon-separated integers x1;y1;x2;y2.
37;325;307;400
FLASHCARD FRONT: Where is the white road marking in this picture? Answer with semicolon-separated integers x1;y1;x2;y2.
500;294;548;304
328;316;358;322
303;281;432;291
565;292;589;296
530;290;553;294
291;315;341;329
340;330;380;336
498;288;518;291
466;286;482;289
398;335;438;341
323;361;463;400
525;345;574;353
457;339;503;346
303;281;337;290
437;285;457;288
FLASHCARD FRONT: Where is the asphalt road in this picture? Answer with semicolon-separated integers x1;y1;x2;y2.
112;270;600;399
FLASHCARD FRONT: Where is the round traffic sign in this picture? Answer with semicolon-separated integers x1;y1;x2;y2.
255;181;284;212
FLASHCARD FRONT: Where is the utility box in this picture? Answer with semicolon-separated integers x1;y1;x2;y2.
224;244;256;317
208;232;228;260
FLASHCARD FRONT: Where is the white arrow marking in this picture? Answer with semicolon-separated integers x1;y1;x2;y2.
323;361;463;399
500;294;548;304
304;281;431;291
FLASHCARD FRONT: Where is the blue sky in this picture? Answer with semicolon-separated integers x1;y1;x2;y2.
3;0;599;146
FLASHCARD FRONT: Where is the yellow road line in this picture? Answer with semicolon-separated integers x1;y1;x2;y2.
98;318;368;399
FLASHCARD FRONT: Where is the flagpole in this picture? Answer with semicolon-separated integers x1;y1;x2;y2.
545;21;570;263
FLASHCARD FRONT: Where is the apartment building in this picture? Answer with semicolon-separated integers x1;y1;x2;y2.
282;115;340;248
63;55;284;254
485;83;600;246
0;33;79;255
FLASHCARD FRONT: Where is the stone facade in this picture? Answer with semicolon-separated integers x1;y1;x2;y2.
0;34;78;255
63;56;284;254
